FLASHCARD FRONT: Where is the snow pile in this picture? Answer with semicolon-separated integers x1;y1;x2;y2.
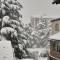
0;40;14;60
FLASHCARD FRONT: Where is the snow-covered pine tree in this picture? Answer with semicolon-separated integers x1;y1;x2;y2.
0;0;29;59
30;17;49;48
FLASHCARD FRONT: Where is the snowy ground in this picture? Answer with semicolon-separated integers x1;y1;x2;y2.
27;48;48;60
0;41;48;60
38;57;48;60
0;41;14;60
21;58;48;60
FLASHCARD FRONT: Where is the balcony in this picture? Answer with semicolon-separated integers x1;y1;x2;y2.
49;48;60;60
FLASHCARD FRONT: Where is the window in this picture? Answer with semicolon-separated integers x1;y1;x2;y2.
52;41;57;50
55;24;59;31
57;42;60;52
52;41;60;52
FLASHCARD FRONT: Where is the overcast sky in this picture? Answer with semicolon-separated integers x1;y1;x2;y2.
21;0;60;24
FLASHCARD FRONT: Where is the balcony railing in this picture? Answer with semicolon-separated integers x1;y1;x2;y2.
50;48;60;59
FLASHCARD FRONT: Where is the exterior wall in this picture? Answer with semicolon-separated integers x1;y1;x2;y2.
51;20;60;34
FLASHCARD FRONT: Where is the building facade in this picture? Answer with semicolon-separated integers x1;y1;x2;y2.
49;33;60;60
30;16;40;30
51;18;60;34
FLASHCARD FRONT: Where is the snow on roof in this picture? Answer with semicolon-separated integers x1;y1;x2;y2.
49;32;60;40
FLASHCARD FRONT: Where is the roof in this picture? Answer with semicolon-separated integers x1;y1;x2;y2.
49;32;60;40
51;18;60;22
